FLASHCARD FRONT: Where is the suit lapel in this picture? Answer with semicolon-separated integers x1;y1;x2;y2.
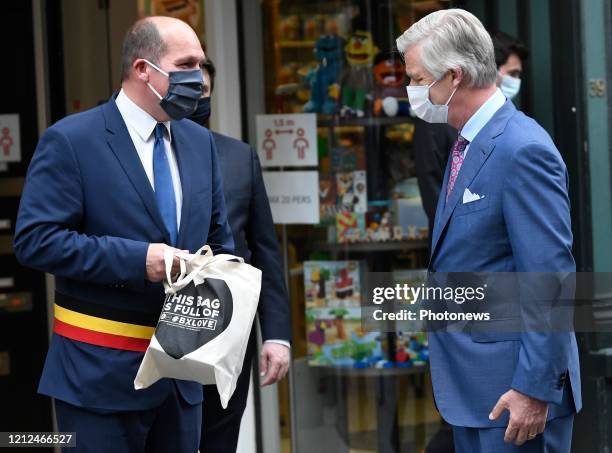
171;123;194;249
430;138;494;258
102;99;171;243
429;100;516;263
431;152;453;252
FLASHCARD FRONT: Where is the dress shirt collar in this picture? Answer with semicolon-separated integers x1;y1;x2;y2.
115;89;171;142
460;88;506;143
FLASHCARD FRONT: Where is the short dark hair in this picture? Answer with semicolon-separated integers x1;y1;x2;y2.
490;30;529;68
121;19;167;81
202;57;216;93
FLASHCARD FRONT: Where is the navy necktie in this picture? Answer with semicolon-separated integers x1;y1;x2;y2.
153;123;178;245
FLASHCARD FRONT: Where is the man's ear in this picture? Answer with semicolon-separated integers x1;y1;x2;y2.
133;59;149;83
450;67;464;88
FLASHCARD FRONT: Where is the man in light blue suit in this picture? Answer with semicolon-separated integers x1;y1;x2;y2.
15;16;234;452
397;9;580;452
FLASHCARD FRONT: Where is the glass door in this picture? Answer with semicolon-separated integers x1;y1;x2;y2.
256;1;451;451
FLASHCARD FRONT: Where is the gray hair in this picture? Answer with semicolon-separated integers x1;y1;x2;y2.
396;9;497;88
121;19;167;81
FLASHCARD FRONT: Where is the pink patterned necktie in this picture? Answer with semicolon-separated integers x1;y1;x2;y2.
446;136;469;202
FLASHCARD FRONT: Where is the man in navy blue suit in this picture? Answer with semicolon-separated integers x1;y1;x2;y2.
14;16;233;452
397;9;580;452
188;57;291;453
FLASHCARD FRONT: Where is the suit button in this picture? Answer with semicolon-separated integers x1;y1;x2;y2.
557;372;567;389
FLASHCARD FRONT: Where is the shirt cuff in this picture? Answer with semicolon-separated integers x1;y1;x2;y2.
264;339;291;349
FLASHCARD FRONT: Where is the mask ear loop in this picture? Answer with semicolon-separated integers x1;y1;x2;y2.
444;71;460;106
147;82;164;100
445;86;459;106
142;58;169;77
142;59;168;100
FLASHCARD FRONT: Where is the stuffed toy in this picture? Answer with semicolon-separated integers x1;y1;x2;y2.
339;31;379;117
373;52;410;116
304;34;345;114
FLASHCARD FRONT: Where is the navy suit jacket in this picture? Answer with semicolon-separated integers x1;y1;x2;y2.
14;97;234;411
212;132;291;342
428;100;581;427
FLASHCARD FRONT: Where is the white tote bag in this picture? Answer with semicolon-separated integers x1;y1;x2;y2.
134;245;261;408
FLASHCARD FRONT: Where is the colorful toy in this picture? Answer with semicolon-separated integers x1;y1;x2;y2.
334;269;354;299
279;15;300;41
306;307;385;367
336;171;367;213
339;31;379;117
336;211;364;243
304;261;362;308
365;200;394;242
319;177;338;224
303;34;345;115
373;52;410;117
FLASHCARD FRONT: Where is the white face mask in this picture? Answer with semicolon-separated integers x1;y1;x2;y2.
499;73;521;100
406;79;458;124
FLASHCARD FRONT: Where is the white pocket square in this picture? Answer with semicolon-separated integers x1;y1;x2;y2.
463;188;485;204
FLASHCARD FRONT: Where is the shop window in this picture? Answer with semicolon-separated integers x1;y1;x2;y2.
259;1;450;451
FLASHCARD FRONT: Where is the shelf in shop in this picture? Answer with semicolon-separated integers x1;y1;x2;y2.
316;115;414;128
314;239;429;253
277;40;316;49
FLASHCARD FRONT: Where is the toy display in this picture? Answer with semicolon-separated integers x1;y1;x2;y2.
339;31;379;117
279;15;301;41
394;331;429;367
365;200;394;241
318;137;367;225
336;211;366;243
306;307;386;367
319;176;338;224
304;261;362;308
303;34;346;114
373;52;411;117
336;170;367;213
330;144;366;173
333;199;429;243
302;14;325;40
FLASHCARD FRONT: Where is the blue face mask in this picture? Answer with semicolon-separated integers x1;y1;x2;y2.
499;73;521;100
144;59;203;120
188;97;211;126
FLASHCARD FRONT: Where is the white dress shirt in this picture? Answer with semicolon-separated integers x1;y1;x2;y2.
459;88;506;157
115;89;183;227
116;91;290;350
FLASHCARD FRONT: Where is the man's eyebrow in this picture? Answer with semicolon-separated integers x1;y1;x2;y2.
175;55;201;65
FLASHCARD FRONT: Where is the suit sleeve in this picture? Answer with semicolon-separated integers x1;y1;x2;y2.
14;127;149;291
502;141;576;404
246;148;292;342
205;132;235;255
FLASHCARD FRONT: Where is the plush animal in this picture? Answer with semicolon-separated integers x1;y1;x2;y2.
340;31;379;117
373;52;410;117
304;34;345;114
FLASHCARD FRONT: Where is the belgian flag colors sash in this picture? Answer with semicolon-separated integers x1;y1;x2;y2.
53;292;157;352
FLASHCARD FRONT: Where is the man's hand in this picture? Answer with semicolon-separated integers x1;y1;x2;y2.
489;389;548;446
260;342;290;386
146;244;188;282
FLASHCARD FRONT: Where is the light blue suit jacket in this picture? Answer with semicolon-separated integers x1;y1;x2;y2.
428;100;581;428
